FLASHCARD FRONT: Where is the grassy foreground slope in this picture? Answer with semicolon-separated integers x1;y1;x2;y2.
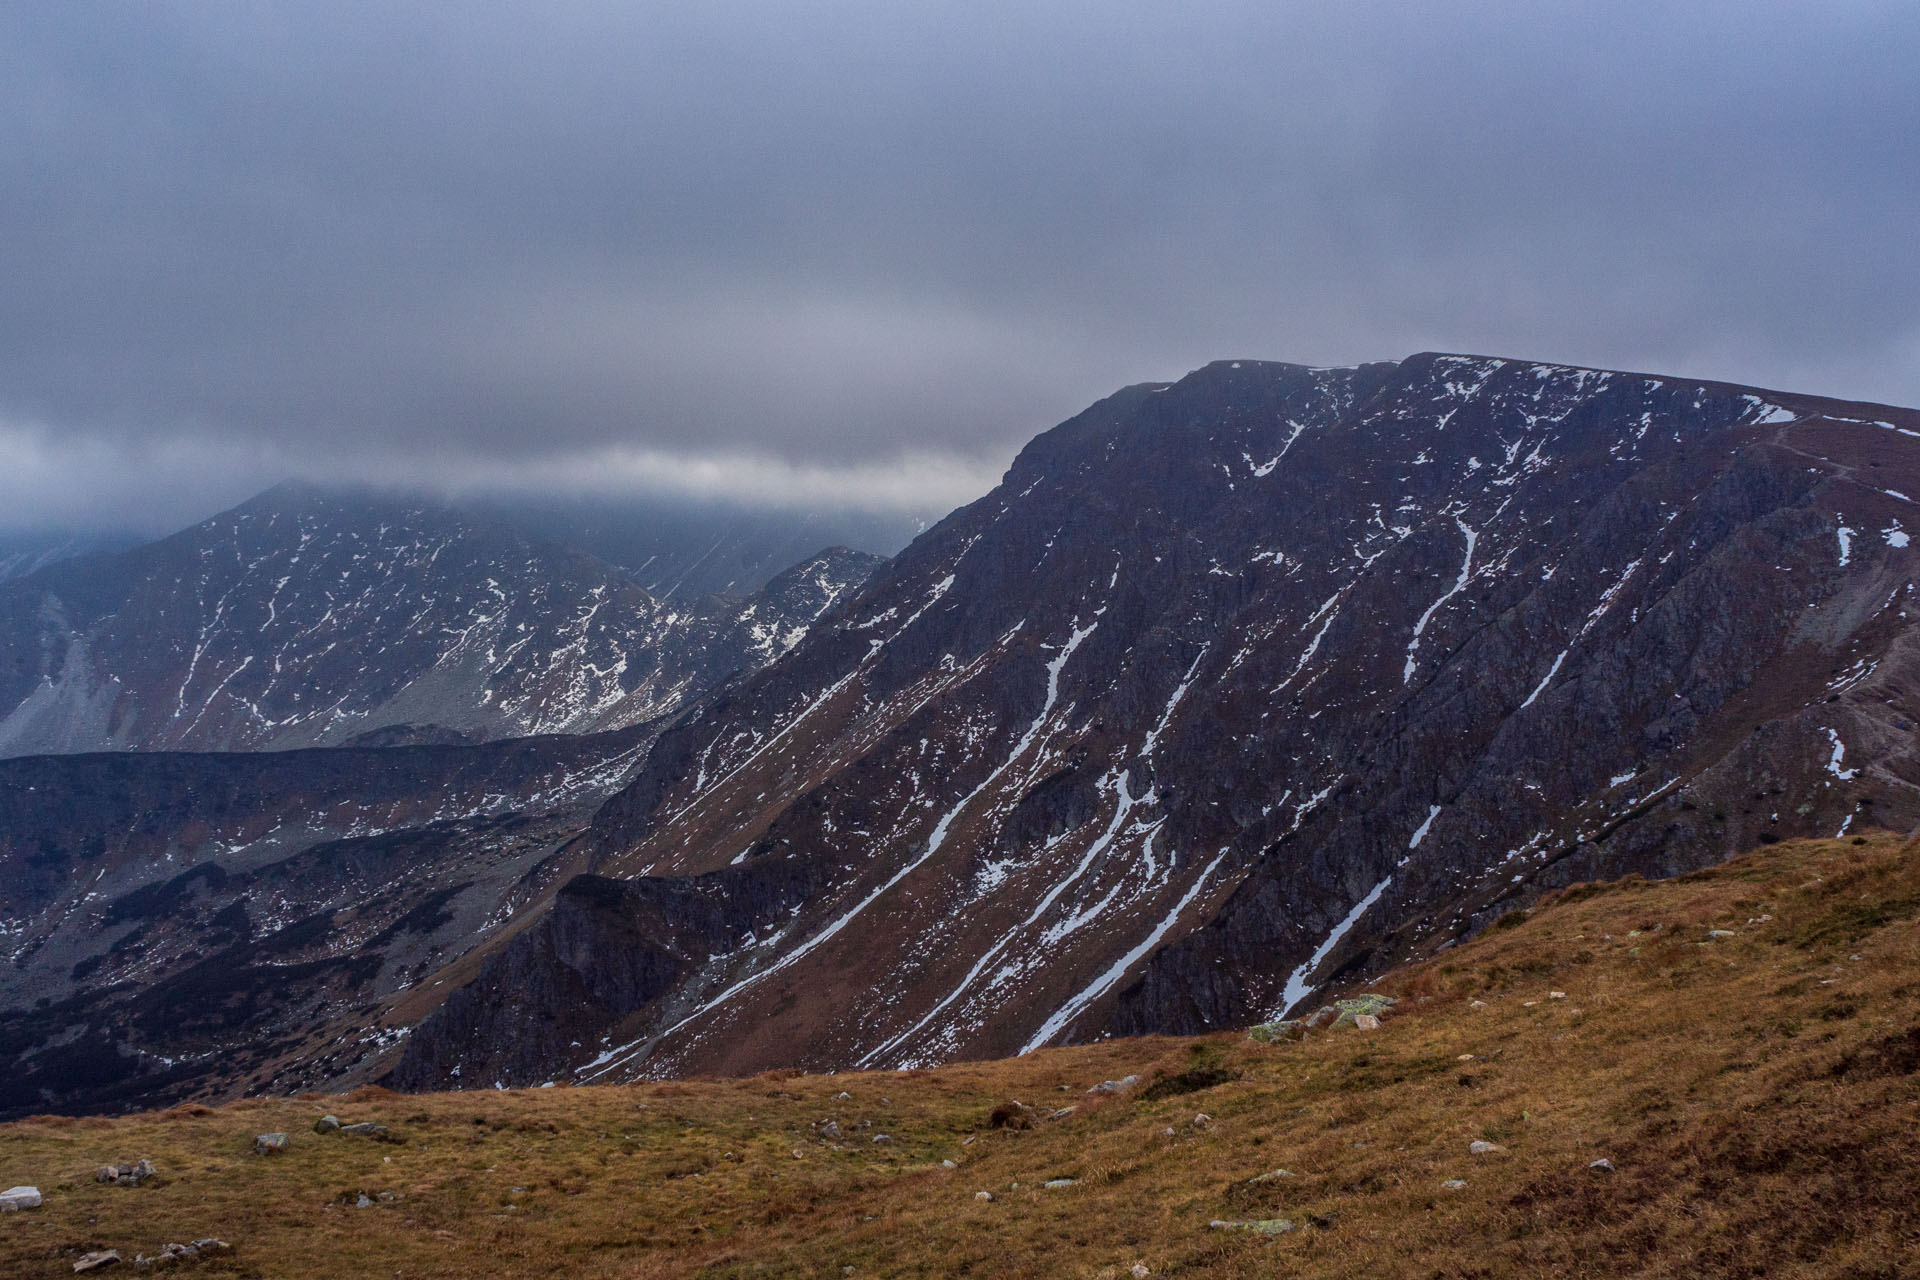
3;832;1918;1279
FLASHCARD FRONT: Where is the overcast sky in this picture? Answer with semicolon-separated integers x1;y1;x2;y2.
3;2;1917;533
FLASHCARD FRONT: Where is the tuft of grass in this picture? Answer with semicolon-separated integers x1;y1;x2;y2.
2;832;1919;1277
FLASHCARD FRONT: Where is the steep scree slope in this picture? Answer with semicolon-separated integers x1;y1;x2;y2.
395;353;1920;1090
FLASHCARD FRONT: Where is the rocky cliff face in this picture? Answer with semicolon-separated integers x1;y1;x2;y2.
395;353;1920;1090
0;483;880;757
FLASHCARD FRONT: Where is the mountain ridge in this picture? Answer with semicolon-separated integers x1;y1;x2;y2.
0;484;881;757
392;350;1920;1091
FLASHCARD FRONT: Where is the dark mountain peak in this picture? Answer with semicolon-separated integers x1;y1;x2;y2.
396;353;1920;1091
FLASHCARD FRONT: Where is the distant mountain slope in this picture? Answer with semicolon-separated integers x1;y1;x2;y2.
467;493;924;601
0;530;144;583
0;484;880;757
394;352;1920;1091
0;726;653;1118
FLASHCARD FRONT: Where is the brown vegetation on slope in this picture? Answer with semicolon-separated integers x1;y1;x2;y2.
2;831;1916;1278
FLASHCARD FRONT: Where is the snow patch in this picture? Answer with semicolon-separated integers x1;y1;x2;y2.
1408;805;1440;850
1019;848;1231;1054
1825;727;1858;781
1519;649;1567;709
1403;517;1477;683
1277;875;1393;1017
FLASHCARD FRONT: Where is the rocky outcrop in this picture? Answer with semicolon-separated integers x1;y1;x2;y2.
388;855;829;1088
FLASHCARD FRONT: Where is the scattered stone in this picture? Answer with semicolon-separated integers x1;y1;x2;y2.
1130;1266;1152;1279
1245;1020;1305;1044
1043;1178;1078;1189
834;1091;853;1101
974;1191;994;1201
152;1240;226;1264
253;1132;288;1155
1087;1074;1142;1094
1047;1106;1077;1121
1353;1014;1381;1031
1191;1113;1212;1128
1469;999;1488;1009
314;1114;341;1134
1706;930;1736;939
1246;1168;1294;1184
341;1122;389;1138
941;1160;957;1169
1548;991;1567;1000
871;1134;893;1145
1209;1218;1295;1235
819;1120;841;1138
96;1159;155;1187
791;1148;805;1160
1160;1127;1177;1138
73;1251;120;1272
0;1186;41;1211
1590;1158;1616;1172
1441;1179;1468;1190
1330;994;1396;1027
356;1193;375;1208
1469;1140;1505;1155
1456;1053;1475;1061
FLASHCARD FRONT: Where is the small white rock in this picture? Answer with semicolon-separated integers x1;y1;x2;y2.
975;1190;994;1201
0;1186;42;1211
1354;1014;1381;1031
1589;1158;1616;1172
1469;1140;1505;1155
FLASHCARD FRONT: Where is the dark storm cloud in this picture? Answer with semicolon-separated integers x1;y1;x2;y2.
2;1;1917;531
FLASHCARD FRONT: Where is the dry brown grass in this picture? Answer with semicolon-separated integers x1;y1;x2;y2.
5;832;1920;1278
